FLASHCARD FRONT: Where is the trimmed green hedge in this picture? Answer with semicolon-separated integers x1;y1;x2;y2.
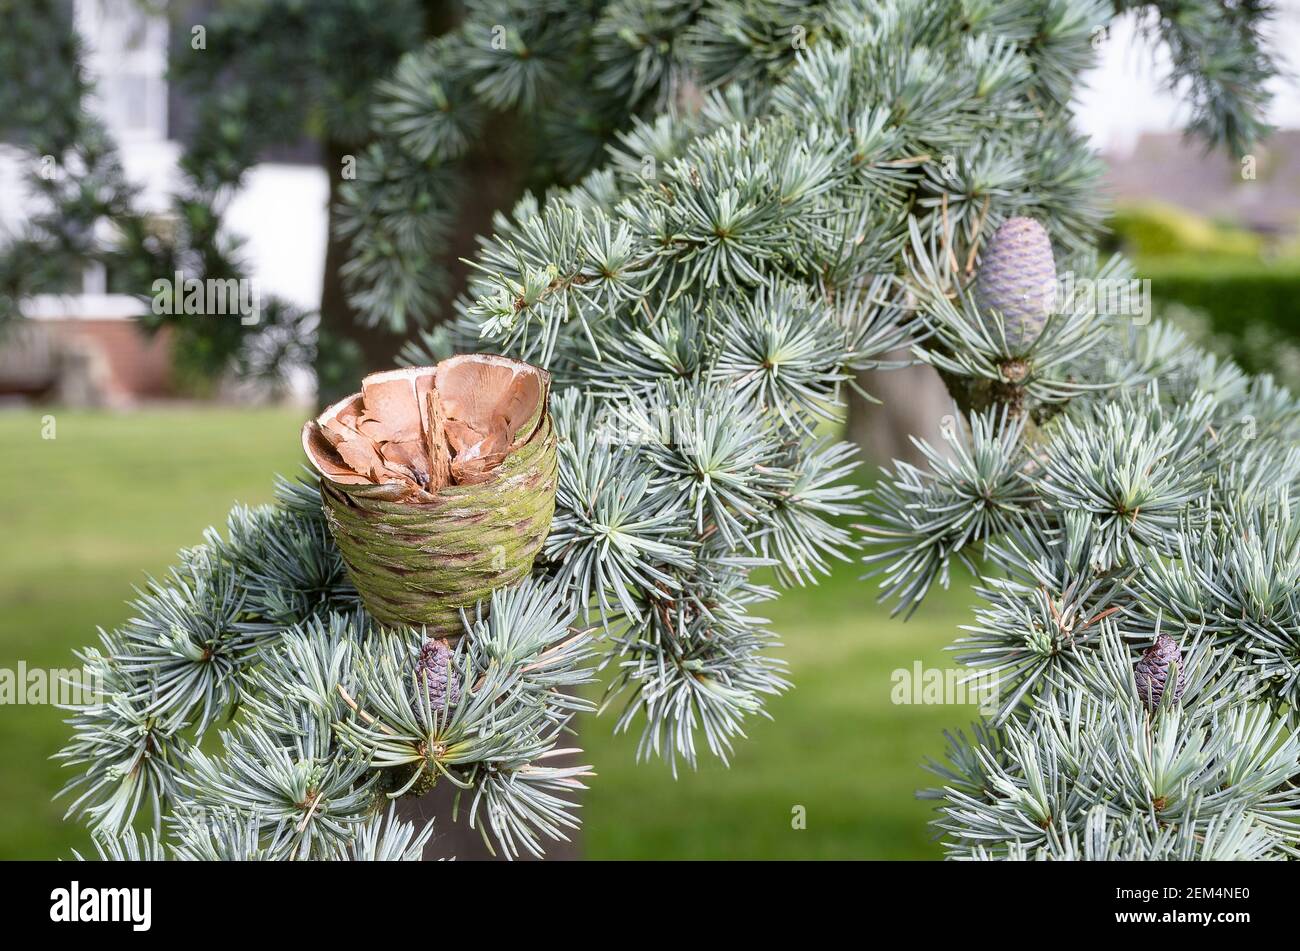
1141;255;1300;342
1104;204;1300;380
1108;203;1263;259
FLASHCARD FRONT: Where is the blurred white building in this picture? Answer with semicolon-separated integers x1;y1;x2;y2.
0;0;326;403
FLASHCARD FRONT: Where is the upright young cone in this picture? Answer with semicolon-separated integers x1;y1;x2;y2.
414;638;461;718
974;216;1057;352
302;354;557;633
1134;634;1187;711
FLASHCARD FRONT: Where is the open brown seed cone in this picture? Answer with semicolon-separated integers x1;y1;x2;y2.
302;354;557;633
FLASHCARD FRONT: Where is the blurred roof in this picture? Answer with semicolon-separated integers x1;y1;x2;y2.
1103;130;1300;236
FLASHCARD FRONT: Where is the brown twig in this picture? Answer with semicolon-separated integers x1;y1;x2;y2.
335;683;399;736
941;193;961;277
964;195;991;276
1079;606;1122;631
296;789;322;832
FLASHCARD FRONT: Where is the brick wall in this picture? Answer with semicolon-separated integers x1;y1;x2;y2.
0;315;174;403
49;319;174;400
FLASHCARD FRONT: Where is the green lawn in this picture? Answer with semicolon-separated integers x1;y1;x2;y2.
579;562;976;860
0;406;976;859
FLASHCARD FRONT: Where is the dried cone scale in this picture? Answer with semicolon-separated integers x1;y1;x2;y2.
302;354;557;633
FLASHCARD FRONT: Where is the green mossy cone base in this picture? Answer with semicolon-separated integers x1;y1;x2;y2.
319;401;557;634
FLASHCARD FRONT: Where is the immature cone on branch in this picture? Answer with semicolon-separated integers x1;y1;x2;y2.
1134;634;1187;711
414;638;461;717
302;354;557;633
975;216;1057;352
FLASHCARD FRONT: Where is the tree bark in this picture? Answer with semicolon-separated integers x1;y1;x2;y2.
396;746;585;861
315;140;406;406
373;109;562;862
845;352;955;468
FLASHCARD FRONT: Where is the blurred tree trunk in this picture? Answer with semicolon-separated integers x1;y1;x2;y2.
315;3;570;859
315;0;464;405
315;140;406;405
396;746;584;861
376;112;564;861
314;123;530;404
345;126;569;858
845;353;953;468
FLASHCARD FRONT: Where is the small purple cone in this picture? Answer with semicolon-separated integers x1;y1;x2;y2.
414;638;461;718
1134;635;1186;711
975;216;1057;352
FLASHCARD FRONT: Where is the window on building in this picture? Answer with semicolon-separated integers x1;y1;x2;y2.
75;0;169;142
